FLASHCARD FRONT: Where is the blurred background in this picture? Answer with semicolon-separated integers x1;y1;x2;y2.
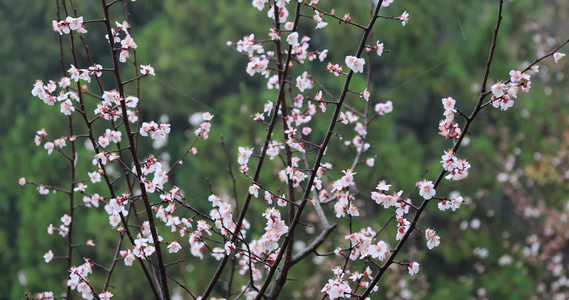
1;0;569;299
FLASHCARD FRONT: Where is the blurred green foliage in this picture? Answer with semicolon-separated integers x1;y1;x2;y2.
1;0;568;299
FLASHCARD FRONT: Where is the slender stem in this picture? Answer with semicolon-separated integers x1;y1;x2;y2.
100;0;169;298
220;136;240;215
65;115;76;299
59;2;77;298
57;0;158;296
200;1;304;298
103;232;125;290
267;4;297;296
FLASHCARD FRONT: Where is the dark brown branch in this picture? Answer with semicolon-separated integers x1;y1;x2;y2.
307;4;367;30
200;1;304;298
257;1;386;298
359;1;505;297
100;0;169;297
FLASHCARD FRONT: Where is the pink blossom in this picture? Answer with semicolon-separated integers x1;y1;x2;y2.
44;250;54;263
425;228;440;249
140;64;155;76
417;180;436;200
398;11;409;26
408;261;420;275
553;52;566;63
345;55;365;73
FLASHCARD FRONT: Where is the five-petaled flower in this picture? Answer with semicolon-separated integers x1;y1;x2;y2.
553;52;566;63
345;55;365;73
425;228;441;249
140;64;155;76
408;261;420;275
360;89;371;101
417;180;436;200
374;41;384;56
44;250;54;263
167;241;182;253
399;11;410;26
249;184;260;198
286;32;299;45
238;146;253;165
99;291;114;299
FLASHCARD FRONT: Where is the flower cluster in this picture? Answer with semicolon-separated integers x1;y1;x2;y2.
93;89;139;122
438;97;462;138
233;33;272;78
36;291;55;299
375;100;393;115
438;191;464;212
325;169;360;217
91;151;119;167
342;229;385;267
250;208;289;258
333;191;359;218
97;129;122;148
104;194;129;229
193;112;214;139
246;55;269;76
425;228;440;249
67;259;94;299
235;34;263;55
209;194;239;236
52;16;87;35
28;0;569;298
267;4;290;23
441;149;471;181
186;220;213;259
46;214;72;237
83;193;102;207
296;71;314;92
313;11;328;29
396;215;411;240
371;181;411;215
490;69;532;110
105;21;138;63
68;64;104;84
139;121;171;142
345;55;365;73
321;275;352;299
309;49;328;62
290;35;321;64
154;192;184;237
120;222;161;264
267;141;285;161
140;157;169;193
31;78;78;113
279;160;309;188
